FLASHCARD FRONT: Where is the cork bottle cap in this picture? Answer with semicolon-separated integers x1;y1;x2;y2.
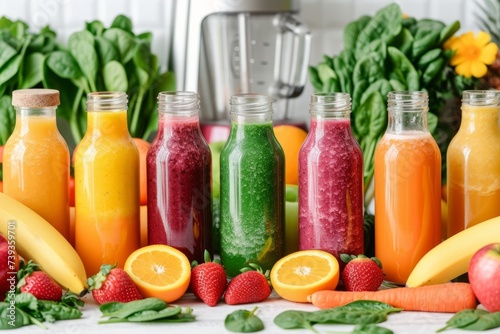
12;89;60;108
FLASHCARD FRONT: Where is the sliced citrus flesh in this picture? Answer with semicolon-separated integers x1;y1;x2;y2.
270;250;339;302
124;244;191;302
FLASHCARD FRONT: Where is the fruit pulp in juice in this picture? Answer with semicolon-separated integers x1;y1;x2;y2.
74;111;140;275
3;115;70;240
146;116;212;263
374;132;441;284
220;123;285;278
298;118;364;267
447;105;500;237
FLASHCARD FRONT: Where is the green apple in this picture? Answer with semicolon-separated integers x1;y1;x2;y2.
285;184;299;255
208;141;225;199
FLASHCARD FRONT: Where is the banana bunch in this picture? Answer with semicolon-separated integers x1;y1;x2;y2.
406;215;500;287
0;192;88;295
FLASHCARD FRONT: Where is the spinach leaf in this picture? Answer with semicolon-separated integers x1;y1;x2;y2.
387;47;419;91
86;20;105;36
353;55;384;86
225;307;264;333
70;40;98;92
308;66;323;92
317;62;337;86
36;300;82;322
417;49;442;70
0;40;17;69
423;57;446;85
95;35;120;65
412;29;440;61
356;4;402;51
103;28;136;64
439;21;460;45
103;60;128;92
127;306;181;322
344;15;371;51
357;40;387;67
390;27;413;57
19;52;44;89
274;310;317;333
46;50;83;80
437;309;500;332
0;95;14;146
99;297;167;319
352;324;394;334
0;36;30;87
111;15;133;33
68;30;95;49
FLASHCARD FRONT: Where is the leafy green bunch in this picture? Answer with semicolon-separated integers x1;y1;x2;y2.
43;15;175;146
0;17;59;146
309;3;478;205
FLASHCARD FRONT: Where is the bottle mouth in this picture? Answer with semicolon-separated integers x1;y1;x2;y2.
230;94;274;115
87;92;128;111
157;91;200;114
387;91;429;113
310;92;351;115
462;90;500;106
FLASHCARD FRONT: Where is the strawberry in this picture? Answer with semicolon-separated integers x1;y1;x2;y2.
17;260;63;301
340;254;384;292
87;263;142;304
189;250;227;306
224;263;271;305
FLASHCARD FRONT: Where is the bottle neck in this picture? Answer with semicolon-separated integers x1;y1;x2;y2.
85;92;130;137
14;107;58;135
229;94;273;125
386;91;429;134
460;91;500;134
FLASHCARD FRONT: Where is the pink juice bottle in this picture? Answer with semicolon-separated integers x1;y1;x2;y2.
298;93;364;266
147;92;213;263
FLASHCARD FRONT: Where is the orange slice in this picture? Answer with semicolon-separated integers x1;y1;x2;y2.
270;250;339;303
124;245;191;302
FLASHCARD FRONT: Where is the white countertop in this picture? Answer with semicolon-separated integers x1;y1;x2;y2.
9;292;500;334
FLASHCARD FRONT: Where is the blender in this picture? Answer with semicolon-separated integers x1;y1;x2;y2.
172;0;311;142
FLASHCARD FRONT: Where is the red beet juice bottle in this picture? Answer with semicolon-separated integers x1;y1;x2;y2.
146;91;213;263
298;93;364;267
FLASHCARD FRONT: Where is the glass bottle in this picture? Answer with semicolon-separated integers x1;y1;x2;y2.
447;90;500;237
3;89;70;240
147;91;212;263
298;93;364;267
74;92;140;275
374;91;441;284
220;94;285;277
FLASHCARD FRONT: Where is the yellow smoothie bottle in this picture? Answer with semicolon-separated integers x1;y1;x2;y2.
3;89;70;240
74;92;140;275
447;90;500;237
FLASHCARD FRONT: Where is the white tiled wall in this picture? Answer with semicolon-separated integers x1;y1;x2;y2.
0;0;484;118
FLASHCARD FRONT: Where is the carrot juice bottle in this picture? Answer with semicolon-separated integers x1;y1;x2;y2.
374;91;441;284
3;89;70;240
447;90;500;237
74;92;140;275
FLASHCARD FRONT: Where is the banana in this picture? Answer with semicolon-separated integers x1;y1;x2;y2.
406;215;500;287
0;192;88;295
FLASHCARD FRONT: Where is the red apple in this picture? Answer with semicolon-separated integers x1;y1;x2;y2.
0;234;20;301
468;243;500;312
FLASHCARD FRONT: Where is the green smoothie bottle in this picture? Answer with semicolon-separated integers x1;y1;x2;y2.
220;94;285;277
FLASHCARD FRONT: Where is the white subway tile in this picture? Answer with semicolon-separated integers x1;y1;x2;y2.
62;0;97;29
96;0;131;26
130;0;163;28
322;0;355;29
1;0;29;21
429;0;464;25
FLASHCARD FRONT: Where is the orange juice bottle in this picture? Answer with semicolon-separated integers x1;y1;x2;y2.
374;91;441;284
74;92;140;275
447;90;500;237
3;89;70;240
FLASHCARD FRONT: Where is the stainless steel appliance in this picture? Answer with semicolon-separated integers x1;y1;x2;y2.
172;0;311;141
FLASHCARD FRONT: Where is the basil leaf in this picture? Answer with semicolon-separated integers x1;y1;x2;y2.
225;307;264;333
127;306;181;322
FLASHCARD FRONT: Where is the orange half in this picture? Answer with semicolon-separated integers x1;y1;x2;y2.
270;250;339;303
124;244;191;302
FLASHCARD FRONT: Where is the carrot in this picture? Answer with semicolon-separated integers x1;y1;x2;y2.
307;282;477;313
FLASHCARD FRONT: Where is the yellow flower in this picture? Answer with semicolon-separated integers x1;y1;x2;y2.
444;31;498;78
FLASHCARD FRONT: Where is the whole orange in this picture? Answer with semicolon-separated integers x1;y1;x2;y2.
132;138;151;205
273;125;308;185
